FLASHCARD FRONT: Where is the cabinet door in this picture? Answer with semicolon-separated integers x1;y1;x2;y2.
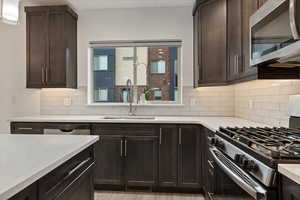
199;0;227;85
47;10;67;87
94;135;123;185
55;164;94;200
125;136;158;186
281;176;300;200
227;0;242;81
9;184;37;200
158;126;178;187
240;0;259;79
26;11;47;88
178;125;201;188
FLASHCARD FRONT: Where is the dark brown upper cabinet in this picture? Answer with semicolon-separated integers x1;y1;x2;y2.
25;6;78;89
194;0;227;87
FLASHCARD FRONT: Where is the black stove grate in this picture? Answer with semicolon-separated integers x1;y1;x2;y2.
219;127;300;160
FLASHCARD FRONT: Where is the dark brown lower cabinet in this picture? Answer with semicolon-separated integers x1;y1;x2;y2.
53;165;94;200
125;136;158;186
9;184;37;200
94;136;123;185
178;125;201;188
158;126;178;187
9;147;94;200
281;175;300;200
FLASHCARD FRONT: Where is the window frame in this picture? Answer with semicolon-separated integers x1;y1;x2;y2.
87;40;183;106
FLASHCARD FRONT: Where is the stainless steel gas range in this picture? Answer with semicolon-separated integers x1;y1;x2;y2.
208;118;300;200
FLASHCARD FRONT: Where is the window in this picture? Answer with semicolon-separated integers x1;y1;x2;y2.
88;40;182;104
154;89;162;100
151;60;166;73
95;88;108;102
94;55;108;70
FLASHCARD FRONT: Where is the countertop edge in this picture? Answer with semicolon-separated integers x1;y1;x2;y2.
278;164;300;185
0;136;99;200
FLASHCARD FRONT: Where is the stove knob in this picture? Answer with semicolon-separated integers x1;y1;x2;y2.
241;157;249;169
208;137;217;146
234;154;244;164
216;140;225;150
246;160;258;172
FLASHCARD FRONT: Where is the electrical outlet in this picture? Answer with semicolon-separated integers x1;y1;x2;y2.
64;97;72;106
249;100;253;109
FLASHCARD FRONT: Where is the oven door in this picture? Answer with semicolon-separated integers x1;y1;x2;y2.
209;148;268;200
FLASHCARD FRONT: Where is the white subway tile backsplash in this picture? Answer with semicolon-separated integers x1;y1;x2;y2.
40;86;235;116
234;80;300;127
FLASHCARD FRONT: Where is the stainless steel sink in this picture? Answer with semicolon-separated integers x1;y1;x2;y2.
103;116;156;120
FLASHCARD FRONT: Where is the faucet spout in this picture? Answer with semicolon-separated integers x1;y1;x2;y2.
126;79;135;116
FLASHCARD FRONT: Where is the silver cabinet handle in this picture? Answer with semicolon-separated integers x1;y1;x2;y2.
290;0;300;39
236;55;239;74
120;140;123;157
45;67;49;83
42;66;45;85
208;160;214;169
124;140;127;157
159;128;162;145
18;127;33;130
179;128;182;145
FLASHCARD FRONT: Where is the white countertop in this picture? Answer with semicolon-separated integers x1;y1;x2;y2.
0;135;99;200
278;164;300;185
10;115;269;132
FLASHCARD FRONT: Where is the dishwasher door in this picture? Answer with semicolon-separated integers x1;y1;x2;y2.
44;124;91;135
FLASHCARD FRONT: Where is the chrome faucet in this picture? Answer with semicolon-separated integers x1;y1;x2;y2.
126;79;135;116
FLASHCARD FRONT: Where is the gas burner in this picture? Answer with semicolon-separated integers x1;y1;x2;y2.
219;127;300;160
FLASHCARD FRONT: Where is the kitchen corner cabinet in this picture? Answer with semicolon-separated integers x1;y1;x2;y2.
25;6;78;89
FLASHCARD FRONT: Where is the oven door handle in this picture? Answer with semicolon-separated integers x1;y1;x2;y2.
290;0;300;39
209;148;267;200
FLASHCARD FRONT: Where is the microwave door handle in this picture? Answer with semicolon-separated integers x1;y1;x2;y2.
209;148;267;200
290;0;300;39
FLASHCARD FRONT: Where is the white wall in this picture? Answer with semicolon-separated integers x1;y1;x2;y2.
0;22;15;133
0;8;40;133
78;6;194;87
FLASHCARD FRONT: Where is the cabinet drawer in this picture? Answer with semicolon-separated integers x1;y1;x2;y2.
39;147;94;200
11;123;43;134
92;124;158;136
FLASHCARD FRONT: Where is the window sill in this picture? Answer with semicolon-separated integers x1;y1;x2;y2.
86;103;185;107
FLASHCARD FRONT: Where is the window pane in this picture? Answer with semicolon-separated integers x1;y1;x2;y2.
120;88;129;103
154;89;162;100
158;60;166;73
95;88;108;101
94;55;108;71
151;60;165;73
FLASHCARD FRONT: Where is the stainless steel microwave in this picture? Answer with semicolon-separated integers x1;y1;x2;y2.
250;0;300;67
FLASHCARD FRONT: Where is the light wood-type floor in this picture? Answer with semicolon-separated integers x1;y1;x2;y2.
95;191;205;200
